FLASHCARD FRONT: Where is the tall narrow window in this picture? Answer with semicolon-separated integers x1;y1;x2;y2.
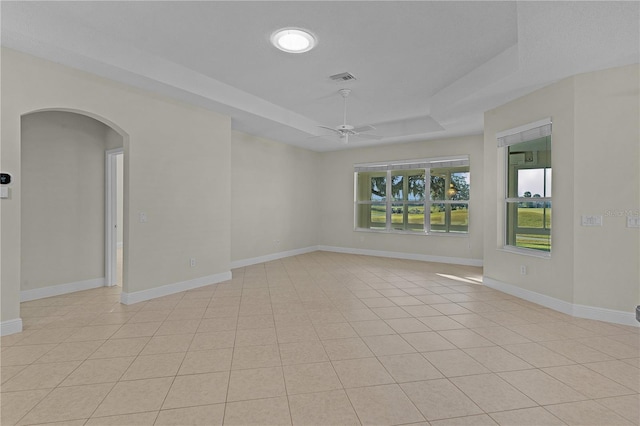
354;156;469;234
498;119;552;253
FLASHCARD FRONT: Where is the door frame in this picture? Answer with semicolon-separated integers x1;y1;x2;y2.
105;148;123;286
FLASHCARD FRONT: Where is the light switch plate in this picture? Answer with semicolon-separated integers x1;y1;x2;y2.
0;187;8;198
627;216;640;228
581;215;602;226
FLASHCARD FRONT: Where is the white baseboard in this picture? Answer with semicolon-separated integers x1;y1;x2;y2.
20;277;105;302
1;318;23;336
230;246;319;269
120;271;232;305
483;277;639;327
318;245;483;267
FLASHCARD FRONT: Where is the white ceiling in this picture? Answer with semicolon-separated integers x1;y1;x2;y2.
2;1;638;152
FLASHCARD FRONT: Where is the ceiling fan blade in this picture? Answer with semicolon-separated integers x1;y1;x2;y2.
351;133;383;141
352;124;376;133
317;125;340;134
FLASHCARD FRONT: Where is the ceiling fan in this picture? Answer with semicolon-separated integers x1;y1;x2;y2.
317;89;382;144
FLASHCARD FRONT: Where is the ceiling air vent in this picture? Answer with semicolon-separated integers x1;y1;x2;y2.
329;72;356;82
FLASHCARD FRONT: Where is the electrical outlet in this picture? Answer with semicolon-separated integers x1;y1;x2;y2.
520;265;527;275
190;258;196;267
139;212;148;223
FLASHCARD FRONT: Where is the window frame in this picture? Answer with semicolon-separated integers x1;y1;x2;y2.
353;156;470;235
498;118;552;256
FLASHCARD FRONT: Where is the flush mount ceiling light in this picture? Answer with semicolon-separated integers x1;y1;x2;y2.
270;28;316;53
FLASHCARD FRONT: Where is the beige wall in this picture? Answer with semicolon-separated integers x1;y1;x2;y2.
484;64;639;314
1;48;231;325
231;131;319;262
21;112;108;291
117;153;124;245
317;136;484;263
572;65;639;310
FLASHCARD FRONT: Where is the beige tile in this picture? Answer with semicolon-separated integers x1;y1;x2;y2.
464;346;534;372
61;356;135;386
86;411;158;425
583;360;640;392
423;349;490;377
2;361;80;391
347;384;426;425
166;308;206;321
471;326;532;345
542;364;636;399
377;353;442;383
283;362;342;395
224;396;291;425
64;325;122;342
189;331;235;351
35;340;104;364
19;383;113;424
275;325;319;343
502;342;575;368
362;334;417;356
332;357;394;388
597;394;640;424
89;336;150;359
178;348;232;375
385;317;431;333
162;371;229;409
418;315;464;331
16;328;78;345
27;419;88;426
362;297;396;308
451;314;499;328
371;306;412;319
197;317;237;333
1;365;27;385
232;344;281;370
234;328;277;347
403;305;443;317
499;369;587;405
128;310;171;323
576;336;639;359
110;321;161;339
349;319;396;337
540;340;614;363
488;407;565;425
93;377;173;417
0;344;57;366
0;389;50;426
236;314;274;330
431;414;498;425
155;319;201;336
227;366;286;401
451;373;536;413
545;400;634;426
121;352;184;380
402;331;456;352
288;389;360;426
314;322;358;340
155;404;224;425
341;308;379;322
438;329;495;348
280;341;329;365
140;334;194;355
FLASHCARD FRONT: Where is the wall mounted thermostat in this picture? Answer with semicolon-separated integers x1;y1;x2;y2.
0;173;11;185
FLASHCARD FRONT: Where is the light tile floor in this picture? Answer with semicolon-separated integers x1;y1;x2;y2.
2;252;639;425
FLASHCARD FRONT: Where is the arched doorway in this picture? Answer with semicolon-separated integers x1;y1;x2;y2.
20;109;127;301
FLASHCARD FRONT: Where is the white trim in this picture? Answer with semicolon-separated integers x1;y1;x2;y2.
483;277;639;327
319;245;483;267
496;117;552;140
230;246;319;269
117;241;123;248
120;271;232;305
1;318;23;336
20;277;105;302
105;148;123;287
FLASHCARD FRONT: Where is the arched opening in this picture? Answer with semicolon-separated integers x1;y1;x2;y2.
20;109;128;302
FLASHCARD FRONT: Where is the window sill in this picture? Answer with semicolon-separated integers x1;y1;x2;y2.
498;246;551;259
354;228;469;237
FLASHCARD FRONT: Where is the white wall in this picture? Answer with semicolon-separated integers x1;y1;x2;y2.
21;111;108;292
317;136;484;264
1;48;231;329
231;131;319;264
484;64;639;321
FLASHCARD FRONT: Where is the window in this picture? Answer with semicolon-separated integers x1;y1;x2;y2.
354;156;469;234
498;119;552;253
